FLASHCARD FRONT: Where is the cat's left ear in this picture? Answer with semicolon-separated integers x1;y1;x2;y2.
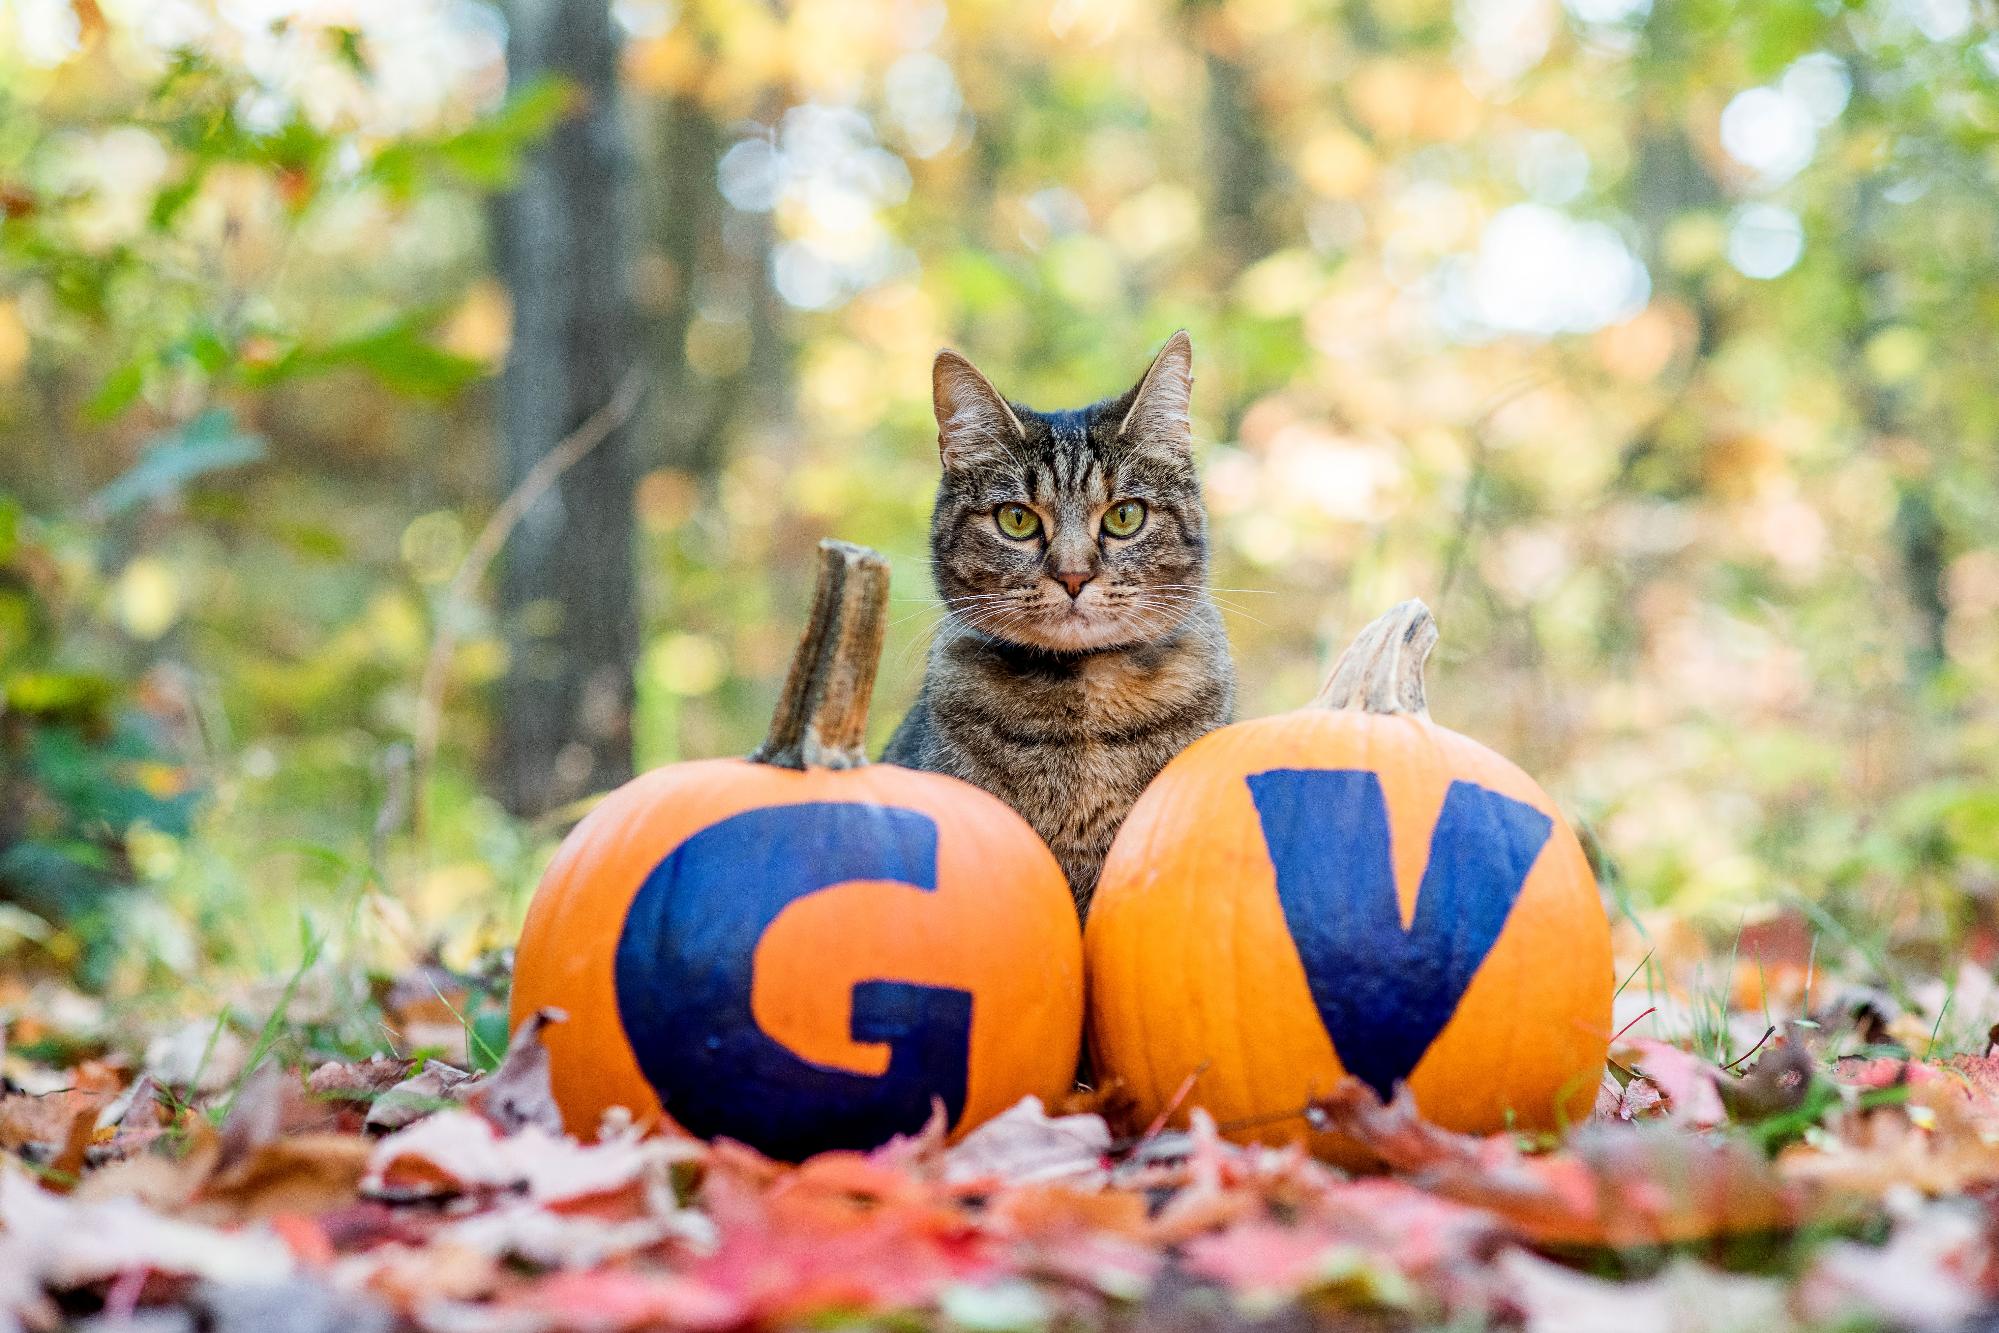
1117;329;1194;454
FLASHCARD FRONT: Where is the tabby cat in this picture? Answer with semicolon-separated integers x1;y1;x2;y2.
884;332;1236;912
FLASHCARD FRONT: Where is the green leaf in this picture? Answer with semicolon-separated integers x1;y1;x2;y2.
88;408;268;519
368;76;575;199
261;315;486;398
5;671;117;716
86;359;148;423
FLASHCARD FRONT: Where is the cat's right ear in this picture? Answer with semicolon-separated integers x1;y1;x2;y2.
933;349;1024;469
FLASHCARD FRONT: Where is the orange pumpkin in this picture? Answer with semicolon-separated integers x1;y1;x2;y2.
1085;601;1611;1163
512;541;1083;1159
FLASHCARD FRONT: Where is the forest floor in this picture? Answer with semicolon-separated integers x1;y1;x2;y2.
3;913;1999;1333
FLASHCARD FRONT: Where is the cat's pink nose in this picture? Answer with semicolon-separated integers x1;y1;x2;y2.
1054;570;1094;599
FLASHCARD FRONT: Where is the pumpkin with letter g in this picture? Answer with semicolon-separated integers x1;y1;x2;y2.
511;540;1083;1160
1085;600;1611;1163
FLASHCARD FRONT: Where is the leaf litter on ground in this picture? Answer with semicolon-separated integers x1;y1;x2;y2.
7;947;1999;1331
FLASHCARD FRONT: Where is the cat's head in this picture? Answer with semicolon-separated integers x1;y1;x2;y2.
926;331;1210;655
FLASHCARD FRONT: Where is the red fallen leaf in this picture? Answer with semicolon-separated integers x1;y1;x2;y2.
1313;1177;1505;1277
1943;1054;1999;1130
268;1212;336;1268
1183;1220;1413;1312
310;1199;436;1252
690;1162;995;1321
1309;1080;1804;1247
511;1268;745;1332
787;1147;939;1208
1834;1057;1946;1092
986;1184;1160;1298
1618;1038;1727;1128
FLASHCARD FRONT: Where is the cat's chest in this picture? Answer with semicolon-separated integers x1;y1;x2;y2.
934;646;1222;794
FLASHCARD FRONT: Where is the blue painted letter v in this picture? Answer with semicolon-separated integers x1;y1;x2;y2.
1244;769;1553;1100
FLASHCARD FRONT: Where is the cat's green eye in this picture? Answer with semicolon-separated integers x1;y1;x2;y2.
1102;500;1147;539
995;504;1041;540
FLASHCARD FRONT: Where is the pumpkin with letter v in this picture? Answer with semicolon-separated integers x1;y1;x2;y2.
511;540;1082;1160
1085;600;1611;1164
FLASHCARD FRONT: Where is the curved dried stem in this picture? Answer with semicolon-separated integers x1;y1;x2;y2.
1310;599;1437;717
752;540;890;770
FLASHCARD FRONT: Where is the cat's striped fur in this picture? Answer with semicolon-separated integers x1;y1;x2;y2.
884;333;1236;912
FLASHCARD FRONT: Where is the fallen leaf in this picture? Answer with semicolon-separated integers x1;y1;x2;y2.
508;1268;744;1332
364;1059;476;1134
1310;1080;1804;1246
1183;1222;1413;1314
468;1006;565;1136
0;1164;295;1290
306;1056;417;1102
1618;1038;1727;1128
1596;1070;1666;1122
943;1096;1111;1189
364;1110;687;1207
1797;1198;1995;1329
690;1165;994;1322
986;1184;1159;1298
215;1061;287;1171
196;1133;373;1221
1500;1250;1789;1333
439;1199;702;1269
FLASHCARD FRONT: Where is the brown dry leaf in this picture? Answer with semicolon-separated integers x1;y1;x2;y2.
306;1056;417;1102
215;1061;287;1171
1146;1108;1341;1243
1780;1083;1999;1200
363;1109;690;1206
0;1060;123;1166
363;1059;477;1134
467;1006;565;1135
195;1133;374;1221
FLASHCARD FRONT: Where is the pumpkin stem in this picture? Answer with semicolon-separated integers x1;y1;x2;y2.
1310;599;1437;717
751;539;890;771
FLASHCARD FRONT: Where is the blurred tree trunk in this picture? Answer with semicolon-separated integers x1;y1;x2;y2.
648;96;785;485
491;0;640;816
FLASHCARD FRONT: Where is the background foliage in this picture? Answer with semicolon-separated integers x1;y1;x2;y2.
1;0;1996;1003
